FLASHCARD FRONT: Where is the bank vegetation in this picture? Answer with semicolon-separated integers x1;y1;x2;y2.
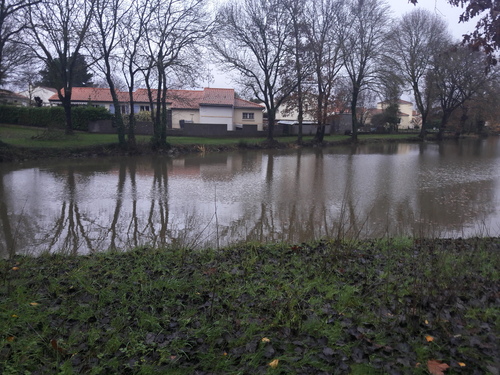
1;238;499;374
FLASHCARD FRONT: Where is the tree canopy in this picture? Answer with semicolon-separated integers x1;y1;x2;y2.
37;52;93;88
410;0;500;60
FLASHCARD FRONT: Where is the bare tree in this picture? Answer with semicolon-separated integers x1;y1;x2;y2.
387;8;450;138
0;0;40;86
118;0;152;148
410;0;500;60
24;0;96;134
212;0;296;142
281;0;314;144
341;0;390;142
142;0;211;148
460;65;500;133
90;0;130;147
430;45;489;139
305;0;345;142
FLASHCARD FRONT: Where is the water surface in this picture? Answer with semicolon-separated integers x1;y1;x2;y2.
1;138;500;256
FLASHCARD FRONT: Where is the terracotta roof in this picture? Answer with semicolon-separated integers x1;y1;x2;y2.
234;98;265;109
49;87;264;110
200;88;234;106
49;87;128;102
0;89;29;101
135;88;263;110
378;99;413;105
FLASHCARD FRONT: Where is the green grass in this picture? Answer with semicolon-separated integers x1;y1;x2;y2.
0;124;418;150
1;238;498;374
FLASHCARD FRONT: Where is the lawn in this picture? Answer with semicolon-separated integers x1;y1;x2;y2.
0;124;416;150
1;238;498;374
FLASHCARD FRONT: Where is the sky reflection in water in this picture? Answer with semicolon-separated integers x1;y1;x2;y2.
1;138;500;256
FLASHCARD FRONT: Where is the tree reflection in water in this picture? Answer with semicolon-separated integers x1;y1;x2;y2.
1;138;499;256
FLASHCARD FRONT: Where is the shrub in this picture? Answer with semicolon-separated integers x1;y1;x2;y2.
18;107;65;128
72;106;112;131
0;105;22;124
0;105;112;131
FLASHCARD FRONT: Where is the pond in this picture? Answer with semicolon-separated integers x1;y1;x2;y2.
1;137;500;257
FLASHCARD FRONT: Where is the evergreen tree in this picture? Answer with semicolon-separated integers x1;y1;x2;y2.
37;52;93;88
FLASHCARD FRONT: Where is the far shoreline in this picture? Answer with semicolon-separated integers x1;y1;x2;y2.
0;124;491;163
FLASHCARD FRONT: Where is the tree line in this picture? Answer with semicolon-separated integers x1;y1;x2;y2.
0;0;499;147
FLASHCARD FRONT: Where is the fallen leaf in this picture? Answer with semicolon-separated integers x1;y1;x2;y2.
425;320;429;325
29;302;39;306
261;337;271;343
425;335;434;342
11;314;18;318
458;362;466;367
50;339;66;355
6;336;15;342
223;352;227;356
268;359;279;368
11;267;19;271
427;360;449;375
203;267;217;275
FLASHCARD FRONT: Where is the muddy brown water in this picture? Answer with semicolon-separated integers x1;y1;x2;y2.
1;138;500;256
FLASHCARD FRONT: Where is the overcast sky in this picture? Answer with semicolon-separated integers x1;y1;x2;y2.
207;0;477;90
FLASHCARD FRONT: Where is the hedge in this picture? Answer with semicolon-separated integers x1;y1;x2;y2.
0;105;112;131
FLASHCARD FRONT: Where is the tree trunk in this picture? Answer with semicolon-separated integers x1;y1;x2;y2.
314;88;324;143
109;86;126;147
267;109;275;142
61;93;73;135
437;112;451;141
127;89;136;149
351;87;359;143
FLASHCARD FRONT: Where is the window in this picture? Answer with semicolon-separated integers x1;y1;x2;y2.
140;105;150;112
242;112;254;120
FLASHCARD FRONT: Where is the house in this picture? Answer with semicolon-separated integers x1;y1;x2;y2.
133;88;264;131
48;87;128;113
17;86;57;106
376;99;414;129
0;89;30;106
49;87;264;132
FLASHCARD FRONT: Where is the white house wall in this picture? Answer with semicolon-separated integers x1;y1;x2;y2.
234;108;264;131
200;106;233;130
172;109;200;129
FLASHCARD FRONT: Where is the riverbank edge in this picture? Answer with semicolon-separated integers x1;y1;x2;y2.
1;237;498;374
0;133;428;162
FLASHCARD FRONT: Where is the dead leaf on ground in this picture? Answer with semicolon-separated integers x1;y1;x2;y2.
268;359;279;368
50;339;66;355
427;359;450;375
425;335;434;342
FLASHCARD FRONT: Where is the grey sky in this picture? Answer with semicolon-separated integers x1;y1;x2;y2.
208;0;478;89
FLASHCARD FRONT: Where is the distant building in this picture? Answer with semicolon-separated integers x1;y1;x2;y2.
376;99;414;129
17;86;57;106
48;87;265;131
0;89;30;106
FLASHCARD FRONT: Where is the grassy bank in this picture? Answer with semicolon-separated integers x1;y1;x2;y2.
0;124;420;161
1;238;498;374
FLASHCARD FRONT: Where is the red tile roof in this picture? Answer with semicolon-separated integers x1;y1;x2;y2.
49;87;265;110
234;98;265;109
49;87;128;102
378;99;413;106
201;88;234;106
